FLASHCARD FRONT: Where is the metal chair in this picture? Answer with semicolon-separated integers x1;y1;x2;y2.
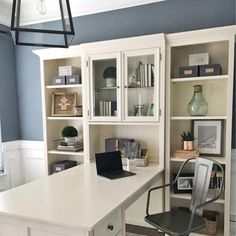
145;157;224;236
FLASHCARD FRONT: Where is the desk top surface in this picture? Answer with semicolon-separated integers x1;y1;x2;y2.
0;163;163;231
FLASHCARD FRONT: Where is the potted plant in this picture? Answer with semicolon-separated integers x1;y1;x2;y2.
181;131;194;151
61;126;78;145
103;66;116;87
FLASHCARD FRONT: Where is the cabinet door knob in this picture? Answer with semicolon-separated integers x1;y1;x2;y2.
117;86;120;89
124;86;127;88
107;224;114;231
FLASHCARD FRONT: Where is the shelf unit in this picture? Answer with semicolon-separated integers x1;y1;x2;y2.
165;28;235;236
34;46;89;175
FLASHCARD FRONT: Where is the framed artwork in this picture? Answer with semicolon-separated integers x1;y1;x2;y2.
173;173;194;193
51;92;77;116
192;120;223;156
132;105;144;116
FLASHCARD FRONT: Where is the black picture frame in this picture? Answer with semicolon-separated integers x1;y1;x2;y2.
192;120;224;157
173;173;194;193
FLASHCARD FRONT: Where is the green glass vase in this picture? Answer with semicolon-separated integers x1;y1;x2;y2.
188;85;208;116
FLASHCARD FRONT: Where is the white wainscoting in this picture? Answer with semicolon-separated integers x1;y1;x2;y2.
1;140;45;191
231;149;236;235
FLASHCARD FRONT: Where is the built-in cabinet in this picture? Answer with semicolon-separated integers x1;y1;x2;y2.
88;47;160;123
165;27;235;236
34;26;235;235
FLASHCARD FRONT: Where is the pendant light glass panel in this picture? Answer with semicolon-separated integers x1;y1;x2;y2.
11;0;75;47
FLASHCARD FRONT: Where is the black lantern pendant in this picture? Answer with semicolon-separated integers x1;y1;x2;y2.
11;0;75;48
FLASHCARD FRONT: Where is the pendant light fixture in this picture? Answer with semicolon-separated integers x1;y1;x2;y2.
11;0;75;48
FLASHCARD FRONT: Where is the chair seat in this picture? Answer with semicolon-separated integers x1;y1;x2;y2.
145;208;206;236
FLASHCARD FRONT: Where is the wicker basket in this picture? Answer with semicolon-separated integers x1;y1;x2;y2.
197;210;219;235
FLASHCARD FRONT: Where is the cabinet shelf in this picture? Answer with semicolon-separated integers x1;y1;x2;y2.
127;86;154;89
170;116;227;120
171;75;228;83
170;191;225;204
170;157;226;165
46;84;82;89
94;87;117;92
47;116;83;121
48;150;84;156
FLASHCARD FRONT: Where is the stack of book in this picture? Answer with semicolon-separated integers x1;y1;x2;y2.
99;100;117;116
56;141;83;152
173;150;200;159
208;169;224;198
136;63;154;87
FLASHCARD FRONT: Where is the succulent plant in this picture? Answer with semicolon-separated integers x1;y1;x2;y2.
181;131;194;141
61;126;78;137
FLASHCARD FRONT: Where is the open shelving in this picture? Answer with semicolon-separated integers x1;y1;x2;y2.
34;47;88;175
165;29;235;236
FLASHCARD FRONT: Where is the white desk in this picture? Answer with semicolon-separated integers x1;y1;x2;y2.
0;163;163;236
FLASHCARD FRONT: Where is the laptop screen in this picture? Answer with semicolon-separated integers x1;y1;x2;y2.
95;151;123;174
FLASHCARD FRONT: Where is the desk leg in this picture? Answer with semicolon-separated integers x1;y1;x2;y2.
121;206;126;236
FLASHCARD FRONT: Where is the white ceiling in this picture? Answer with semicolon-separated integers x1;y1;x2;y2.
0;0;165;26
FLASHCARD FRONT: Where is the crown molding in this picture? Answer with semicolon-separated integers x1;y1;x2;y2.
0;0;165;26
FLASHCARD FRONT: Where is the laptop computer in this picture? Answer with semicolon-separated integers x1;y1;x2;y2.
95;151;136;180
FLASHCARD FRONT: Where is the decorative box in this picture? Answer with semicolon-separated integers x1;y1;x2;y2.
59;66;79;76
199;64;222;76
179;66;199;78
52;76;66;85
52;160;77;173
189;53;209;66
66;75;81;84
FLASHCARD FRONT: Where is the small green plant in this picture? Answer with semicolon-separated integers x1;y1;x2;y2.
61;126;78;137
181;131;194;141
103;67;116;79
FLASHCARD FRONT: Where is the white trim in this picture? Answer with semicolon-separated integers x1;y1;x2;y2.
1;140;45;190
0;1;11;26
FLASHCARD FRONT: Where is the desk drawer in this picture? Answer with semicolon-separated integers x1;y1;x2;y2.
94;208;122;236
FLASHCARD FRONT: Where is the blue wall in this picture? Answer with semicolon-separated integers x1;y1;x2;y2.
13;0;236;140
0;25;20;142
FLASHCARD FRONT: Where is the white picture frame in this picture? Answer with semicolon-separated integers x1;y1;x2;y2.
193;120;223;156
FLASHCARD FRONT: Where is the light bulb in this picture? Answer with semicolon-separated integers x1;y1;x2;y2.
37;0;47;15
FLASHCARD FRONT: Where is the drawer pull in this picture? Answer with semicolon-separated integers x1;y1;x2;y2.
107;224;114;231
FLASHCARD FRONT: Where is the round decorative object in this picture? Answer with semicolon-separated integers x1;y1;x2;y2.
103;67;116;87
188;85;208;116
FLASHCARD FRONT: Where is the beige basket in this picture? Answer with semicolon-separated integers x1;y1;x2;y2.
197;211;219;235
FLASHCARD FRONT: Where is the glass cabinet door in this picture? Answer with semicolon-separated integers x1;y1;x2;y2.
123;48;160;122
89;53;121;121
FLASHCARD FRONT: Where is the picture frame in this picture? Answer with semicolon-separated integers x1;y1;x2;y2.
192;120;223;156
51;92;77;116
173;173;194;193
132;105;144;116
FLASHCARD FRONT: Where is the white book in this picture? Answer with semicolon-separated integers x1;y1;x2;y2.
99;100;103;116
108;101;111;116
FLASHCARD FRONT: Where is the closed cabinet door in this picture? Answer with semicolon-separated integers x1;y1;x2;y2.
123;48;160;122
89;53;121;122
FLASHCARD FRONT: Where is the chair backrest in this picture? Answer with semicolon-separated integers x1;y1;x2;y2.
190;158;213;216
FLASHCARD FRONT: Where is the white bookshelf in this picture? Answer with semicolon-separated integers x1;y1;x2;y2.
165;27;235;236
34;46;89;174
